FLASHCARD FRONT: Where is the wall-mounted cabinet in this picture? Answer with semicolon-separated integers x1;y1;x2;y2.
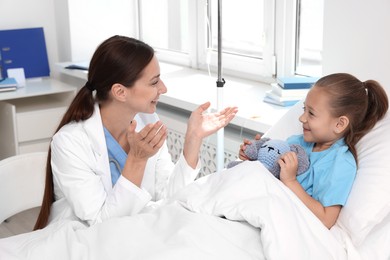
0;79;77;160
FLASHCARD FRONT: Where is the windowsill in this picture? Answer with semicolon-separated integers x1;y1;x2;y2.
55;61;292;134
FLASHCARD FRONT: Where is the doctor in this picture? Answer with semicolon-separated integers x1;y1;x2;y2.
34;35;237;229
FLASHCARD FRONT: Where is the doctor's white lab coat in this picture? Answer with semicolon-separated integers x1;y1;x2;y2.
49;104;200;226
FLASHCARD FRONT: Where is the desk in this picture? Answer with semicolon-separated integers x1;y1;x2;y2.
0;79;77;159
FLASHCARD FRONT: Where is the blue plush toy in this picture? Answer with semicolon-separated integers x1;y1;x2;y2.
227;137;310;179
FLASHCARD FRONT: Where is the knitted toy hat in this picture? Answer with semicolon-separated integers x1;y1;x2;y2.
227;137;310;179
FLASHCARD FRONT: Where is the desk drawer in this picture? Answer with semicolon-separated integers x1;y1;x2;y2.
16;107;66;142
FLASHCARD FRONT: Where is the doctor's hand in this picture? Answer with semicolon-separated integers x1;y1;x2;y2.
182;102;237;169
123;120;167;187
126;120;167;160
238;133;262;160
186;102;238;140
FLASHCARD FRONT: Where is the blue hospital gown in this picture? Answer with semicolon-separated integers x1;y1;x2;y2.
287;135;356;207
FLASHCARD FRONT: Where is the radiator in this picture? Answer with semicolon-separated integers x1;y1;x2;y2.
166;128;238;177
157;104;254;177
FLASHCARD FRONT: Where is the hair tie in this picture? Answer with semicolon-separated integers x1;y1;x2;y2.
85;81;95;91
362;81;368;95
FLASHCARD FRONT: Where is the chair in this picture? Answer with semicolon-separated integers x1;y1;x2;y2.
0;152;47;224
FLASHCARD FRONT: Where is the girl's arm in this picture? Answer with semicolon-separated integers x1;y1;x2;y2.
278;151;341;229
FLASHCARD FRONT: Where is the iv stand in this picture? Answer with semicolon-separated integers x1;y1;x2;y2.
216;0;225;172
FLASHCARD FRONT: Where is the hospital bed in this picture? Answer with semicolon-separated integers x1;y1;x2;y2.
0;101;389;259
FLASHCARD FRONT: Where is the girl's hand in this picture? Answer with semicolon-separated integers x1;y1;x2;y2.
238;134;261;160
278;151;299;183
186;102;238;140
126;120;167;160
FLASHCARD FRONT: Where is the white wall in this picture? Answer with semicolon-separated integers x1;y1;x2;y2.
54;1;71;63
0;0;59;77
322;0;390;94
1;0;137;79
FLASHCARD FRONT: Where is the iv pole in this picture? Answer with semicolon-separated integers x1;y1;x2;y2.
216;0;225;172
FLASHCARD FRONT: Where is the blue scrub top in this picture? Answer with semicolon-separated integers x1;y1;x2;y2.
104;127;127;186
287;135;357;207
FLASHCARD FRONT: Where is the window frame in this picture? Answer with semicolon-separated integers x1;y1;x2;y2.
135;0;314;82
195;0;276;82
274;0;298;78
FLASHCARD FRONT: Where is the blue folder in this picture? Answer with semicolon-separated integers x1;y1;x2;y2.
0;27;50;78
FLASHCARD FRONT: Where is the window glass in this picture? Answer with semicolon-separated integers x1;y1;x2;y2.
209;0;264;58
295;0;324;76
139;0;189;53
139;0;275;79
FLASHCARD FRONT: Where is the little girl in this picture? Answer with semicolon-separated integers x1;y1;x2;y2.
239;73;388;229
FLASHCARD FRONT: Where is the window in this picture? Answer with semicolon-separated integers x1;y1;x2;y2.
274;0;324;78
138;0;192;66
139;0;275;81
138;0;323;82
139;0;189;54
65;1;324;82
203;0;275;81
295;0;324;77
208;0;264;59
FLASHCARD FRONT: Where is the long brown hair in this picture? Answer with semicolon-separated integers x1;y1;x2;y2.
314;73;388;161
34;36;154;230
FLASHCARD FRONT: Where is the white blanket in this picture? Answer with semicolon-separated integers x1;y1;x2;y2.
0;161;347;260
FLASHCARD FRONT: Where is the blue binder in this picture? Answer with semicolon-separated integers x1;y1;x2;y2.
0;27;50;78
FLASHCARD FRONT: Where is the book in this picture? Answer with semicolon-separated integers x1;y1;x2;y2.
0;77;17;92
265;89;303;103
263;96;299;107
276;76;319;89
65;61;89;70
270;83;309;98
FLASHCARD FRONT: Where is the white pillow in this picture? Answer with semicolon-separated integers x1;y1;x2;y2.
356;212;390;259
336;111;390;246
264;101;390;247
263;100;303;140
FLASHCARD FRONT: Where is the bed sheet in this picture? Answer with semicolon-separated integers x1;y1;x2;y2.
0;204;264;260
0;161;348;260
